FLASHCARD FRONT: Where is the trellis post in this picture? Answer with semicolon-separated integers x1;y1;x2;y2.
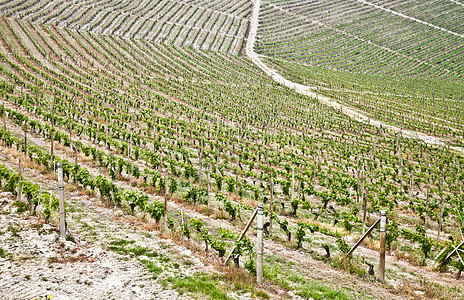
58;162;66;241
18;144;22;201
164;173;168;231
379;210;386;282
207;163;211;207
257;203;264;284
269;178;274;233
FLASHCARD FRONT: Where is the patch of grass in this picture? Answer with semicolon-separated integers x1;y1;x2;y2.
66;234;76;243
107;240;158;257
297;282;353;300
13;201;29;213
330;255;366;277
79;221;94;230
158;255;170;263
181;258;193;266
263;264;291;289
255;290;270;299
166;274;231;300
215;265;270;299
108;239;135;248
139;259;163;279
288;274;305;283
126;246;158;257
7;226;20;237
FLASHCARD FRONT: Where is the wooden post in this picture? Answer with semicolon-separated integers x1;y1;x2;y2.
58;162;66;241
164;173;168;231
153;122;157;153
379;210;386;282
106;116;110;149
257;203;264;284
409;171;414;201
291;165;294;202
313;154;317;184
3;105;6;131
207;163;211;207
68;113;72;150
235;154;239;196
425;183;429;229
17;144;22;201
128;128;132;158
199;142;203;183
23;122;27;157
437;172;445;242
159;147;163;173
362;168;367;234
269;178;274;233
50;109;54;166
2;83;6;131
356;157;360;203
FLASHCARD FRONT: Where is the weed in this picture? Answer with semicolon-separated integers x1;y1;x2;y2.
297;282;353;300
254;290;270;299
139;259;163;279
158;255;170;263
13;201;29;213
66;234;76;243
7;226;20;237
166;274;230;300
107;240;158;258
108;239;135;248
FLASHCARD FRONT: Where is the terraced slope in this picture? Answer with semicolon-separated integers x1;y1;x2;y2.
0;0;251;54
0;12;464;297
0;0;464;299
256;0;464;77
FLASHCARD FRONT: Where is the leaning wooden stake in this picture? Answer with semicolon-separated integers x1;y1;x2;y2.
225;206;259;264
379;210;386;282
436;240;464;268
58;162;66;241
256;203;264;284
347;217;381;256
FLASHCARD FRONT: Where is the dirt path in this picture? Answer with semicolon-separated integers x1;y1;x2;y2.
245;0;464;155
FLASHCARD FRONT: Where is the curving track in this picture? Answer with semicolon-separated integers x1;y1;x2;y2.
246;0;464;153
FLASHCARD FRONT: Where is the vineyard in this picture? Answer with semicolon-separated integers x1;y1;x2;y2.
0;0;463;299
0;0;250;54
256;0;464;77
